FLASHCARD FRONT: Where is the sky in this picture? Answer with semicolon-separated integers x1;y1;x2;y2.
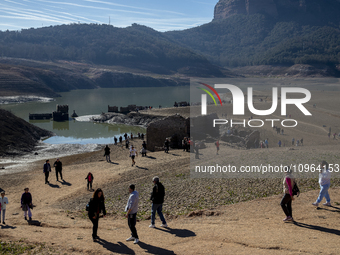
0;0;218;32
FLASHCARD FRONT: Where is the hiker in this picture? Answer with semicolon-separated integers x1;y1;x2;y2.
88;188;106;241
149;176;167;228
312;161;331;207
281;129;284;135
43;160;51;184
124;133;128;140
292;138;295;146
85;172;94;191
0;191;9;224
296;140;299;146
195;142;200;159
53;158;63;181
119;136;123;143
125;184;139;244
114;137;118;145
215;140;220;155
141;133;144;140
21;188;32;221
278;140;281;147
281;167;295;222
164;138;170;153
141;141;147;157
182;137;187;152
300;138;303;146
131;133;133;140
130;145;137;166
104;145;111;162
125;138;130;149
333;133;337;140
265;138;269;148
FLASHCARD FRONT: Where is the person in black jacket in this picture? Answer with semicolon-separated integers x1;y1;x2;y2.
21;188;32;221
88;188;106;241
104;145;111;162
54;158;63;181
149;176;167;228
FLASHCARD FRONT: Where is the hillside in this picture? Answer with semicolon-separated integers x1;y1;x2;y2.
165;0;340;72
0;23;226;77
0;109;53;156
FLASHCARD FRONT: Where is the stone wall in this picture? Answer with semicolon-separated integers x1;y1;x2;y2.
190;113;219;140
147;115;189;151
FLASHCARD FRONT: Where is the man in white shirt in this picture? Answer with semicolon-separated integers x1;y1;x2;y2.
129;146;138;166
125;184;139;244
313;161;331;207
0;191;9;224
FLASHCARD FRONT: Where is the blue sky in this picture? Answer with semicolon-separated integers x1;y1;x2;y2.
0;0;218;32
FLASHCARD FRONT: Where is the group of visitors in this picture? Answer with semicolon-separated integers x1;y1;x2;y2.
87;176;167;244
281;161;332;222
43;158;63;184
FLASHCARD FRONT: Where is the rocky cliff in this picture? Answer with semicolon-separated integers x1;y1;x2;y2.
214;0;278;20
213;0;339;21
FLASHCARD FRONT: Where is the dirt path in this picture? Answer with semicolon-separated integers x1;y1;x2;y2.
1;145;340;254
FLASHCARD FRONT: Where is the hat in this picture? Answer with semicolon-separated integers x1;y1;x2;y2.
0;191;5;194
153;176;159;182
24;187;29;190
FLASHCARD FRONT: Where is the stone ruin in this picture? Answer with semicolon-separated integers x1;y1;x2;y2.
220;127;260;149
147;114;190;151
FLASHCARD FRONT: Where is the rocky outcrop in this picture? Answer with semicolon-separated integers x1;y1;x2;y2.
0;109;53;156
214;0;278;20
213;0;338;21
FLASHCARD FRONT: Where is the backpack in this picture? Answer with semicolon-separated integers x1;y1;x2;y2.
85;198;92;211
292;182;300;197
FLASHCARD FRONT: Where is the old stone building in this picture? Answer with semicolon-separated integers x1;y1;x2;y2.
146;115;189;151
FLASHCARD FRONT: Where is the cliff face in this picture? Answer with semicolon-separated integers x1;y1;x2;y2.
213;0;328;21
214;0;278;20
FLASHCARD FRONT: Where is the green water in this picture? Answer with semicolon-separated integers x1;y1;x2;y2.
1;87;190;144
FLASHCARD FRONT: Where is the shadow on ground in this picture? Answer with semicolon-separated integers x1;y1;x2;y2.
294;221;340;236
96;239;135;254
156;227;196;238
137;241;175;255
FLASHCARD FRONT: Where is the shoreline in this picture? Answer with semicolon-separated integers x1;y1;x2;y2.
0;95;55;105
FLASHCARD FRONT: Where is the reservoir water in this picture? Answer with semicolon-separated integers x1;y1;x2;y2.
1;87;190;144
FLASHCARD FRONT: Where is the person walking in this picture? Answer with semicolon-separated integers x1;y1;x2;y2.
141;141;147;157
88;188;106;241
281;167;295;222
85;172;94;191
104;145;111;162
278;140;282;147
130;146;137;166
125;184;139;244
0;191;9;224
43;160;51;184
114;137;118;145
21;188;32;221
125;138;130;149
164;138;170;153
312;161;331;207
53;158;63;181
215;140;220;155
149;177;167;228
